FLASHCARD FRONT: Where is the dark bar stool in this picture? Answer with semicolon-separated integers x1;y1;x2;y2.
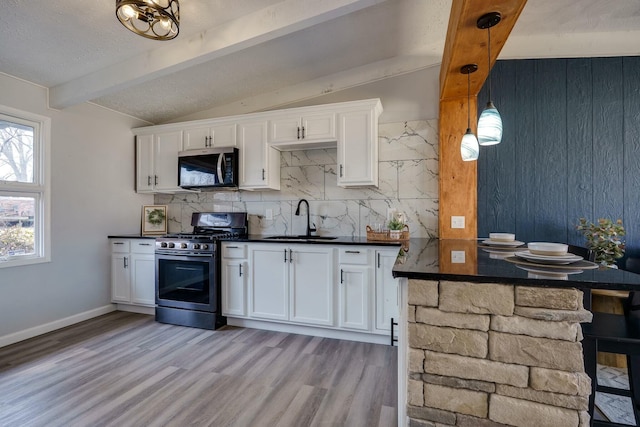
582;256;640;426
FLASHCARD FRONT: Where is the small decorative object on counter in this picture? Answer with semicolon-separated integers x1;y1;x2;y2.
366;210;409;241
142;205;168;235
577;217;625;267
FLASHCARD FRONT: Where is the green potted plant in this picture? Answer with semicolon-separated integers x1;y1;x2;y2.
388;213;406;239
576;217;626;267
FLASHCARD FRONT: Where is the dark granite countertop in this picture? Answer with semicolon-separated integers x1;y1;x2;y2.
108;234;157;239
392;238;640;291
242;235;404;247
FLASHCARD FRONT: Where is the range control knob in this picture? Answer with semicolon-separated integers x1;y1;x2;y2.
193;243;201;250
168;242;175;248
181;243;188;249
160;242;168;248
202;244;209;250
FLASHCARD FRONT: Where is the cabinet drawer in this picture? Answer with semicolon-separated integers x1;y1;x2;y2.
339;248;369;265
131;240;155;254
110;240;130;253
222;244;247;259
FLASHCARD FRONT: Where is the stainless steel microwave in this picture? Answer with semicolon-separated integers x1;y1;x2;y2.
178;147;239;189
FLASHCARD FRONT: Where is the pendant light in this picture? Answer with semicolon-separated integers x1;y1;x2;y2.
116;0;180;41
460;64;479;162
476;12;502;146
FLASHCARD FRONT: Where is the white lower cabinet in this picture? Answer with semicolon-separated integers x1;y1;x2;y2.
248;244;334;326
110;239;155;307
375;249;400;333
221;243;248;317
222;242;399;341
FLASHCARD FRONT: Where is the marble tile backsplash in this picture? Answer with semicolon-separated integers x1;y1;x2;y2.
155;120;439;238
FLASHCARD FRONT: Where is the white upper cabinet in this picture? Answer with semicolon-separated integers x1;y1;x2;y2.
183;122;237;150
269;111;336;149
136;130;183;193
337;99;382;188
238;119;280;190
132;98;382;192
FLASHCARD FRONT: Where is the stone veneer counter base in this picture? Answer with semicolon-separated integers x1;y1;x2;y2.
392;239;640;427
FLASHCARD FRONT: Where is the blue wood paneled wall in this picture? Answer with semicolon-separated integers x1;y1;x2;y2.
477;57;640;261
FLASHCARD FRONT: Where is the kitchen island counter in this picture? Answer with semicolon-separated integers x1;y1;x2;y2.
391;238;640;427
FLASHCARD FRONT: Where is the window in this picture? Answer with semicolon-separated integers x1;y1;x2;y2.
0;106;50;268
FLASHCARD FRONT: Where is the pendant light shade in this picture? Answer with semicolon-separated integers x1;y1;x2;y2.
477;12;502;146
477;101;503;146
116;0;180;41
460;64;479;162
461;128;480;161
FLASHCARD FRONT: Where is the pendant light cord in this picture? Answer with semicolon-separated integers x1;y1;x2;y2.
467;71;471;128
487;26;492;101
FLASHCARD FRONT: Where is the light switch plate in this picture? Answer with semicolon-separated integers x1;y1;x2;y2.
265;208;273;220
451;250;466;263
451;216;465;229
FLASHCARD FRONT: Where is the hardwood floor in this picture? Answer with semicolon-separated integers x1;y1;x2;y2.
0;312;398;427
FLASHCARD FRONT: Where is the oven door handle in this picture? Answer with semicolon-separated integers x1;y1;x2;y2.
156;251;213;258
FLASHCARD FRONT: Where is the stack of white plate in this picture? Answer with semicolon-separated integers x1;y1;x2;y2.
515;242;582;265
481;232;524;248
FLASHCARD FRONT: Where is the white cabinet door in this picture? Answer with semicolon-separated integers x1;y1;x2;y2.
239;120;280;190
269;112;335;145
136;134;154;193
302;112;336;142
154;130;183;192
289;245;334;326
183;126;211;150
222;260;247;316
111;253;131;303
211;123;237;148
337;109;377;187
250;245;288;320
375;249;400;332
131;253;155;306
338;264;370;330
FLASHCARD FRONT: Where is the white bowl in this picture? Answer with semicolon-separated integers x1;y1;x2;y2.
489;233;515;242
527;242;568;256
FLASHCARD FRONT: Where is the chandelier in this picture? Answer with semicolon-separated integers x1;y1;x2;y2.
116;0;180;41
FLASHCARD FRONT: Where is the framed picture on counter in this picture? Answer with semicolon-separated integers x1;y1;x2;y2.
142;205;168;235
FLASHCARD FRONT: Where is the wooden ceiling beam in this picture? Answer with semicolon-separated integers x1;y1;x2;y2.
440;0;528;102
438;0;527;240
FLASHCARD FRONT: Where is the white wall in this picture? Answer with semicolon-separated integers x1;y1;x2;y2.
0;73;152;344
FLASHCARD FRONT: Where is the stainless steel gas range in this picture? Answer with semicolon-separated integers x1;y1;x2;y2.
154;212;248;329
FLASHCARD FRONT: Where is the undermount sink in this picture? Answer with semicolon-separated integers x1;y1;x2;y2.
265;235;337;241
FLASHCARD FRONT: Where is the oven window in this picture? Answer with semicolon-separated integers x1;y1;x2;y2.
157;258;211;304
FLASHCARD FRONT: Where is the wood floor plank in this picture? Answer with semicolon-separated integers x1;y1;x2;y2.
0;311;397;426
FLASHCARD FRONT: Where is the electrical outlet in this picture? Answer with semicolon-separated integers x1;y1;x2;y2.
451;250;466;263
451;216;465;229
265;209;273;220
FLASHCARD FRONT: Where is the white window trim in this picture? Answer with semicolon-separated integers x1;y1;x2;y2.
0;105;51;268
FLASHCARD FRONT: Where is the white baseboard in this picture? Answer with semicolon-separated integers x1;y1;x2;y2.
227;317;390;345
115;304;155;315
0;304;117;348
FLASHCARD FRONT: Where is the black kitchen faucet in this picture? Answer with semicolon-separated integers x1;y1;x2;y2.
295;199;316;237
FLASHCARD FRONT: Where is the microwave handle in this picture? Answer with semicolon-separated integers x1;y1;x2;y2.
217;152;225;183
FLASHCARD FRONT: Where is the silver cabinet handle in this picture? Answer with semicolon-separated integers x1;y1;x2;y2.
239;264;243;277
377;253;381;268
113;242;124;245
226;246;239;249
154;175;158;186
147;176;151;186
345;250;360;254
339;164;343;177
284;249;287;263
289;249;293;263
124;256;128;268
262;169;265;180
140;243;151;246
301;126;305;139
340;269;344;284
297;127;300;139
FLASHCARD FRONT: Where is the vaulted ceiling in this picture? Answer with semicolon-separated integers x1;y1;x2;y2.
1;0;639;125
